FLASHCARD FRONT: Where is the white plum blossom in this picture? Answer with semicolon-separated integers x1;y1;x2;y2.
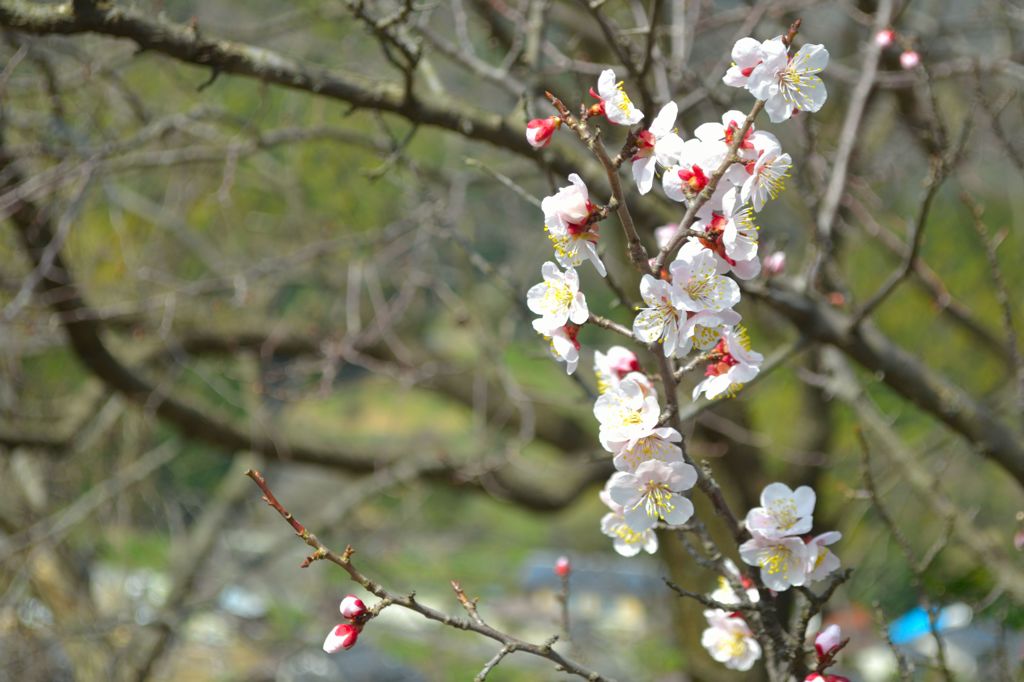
593;376;661;452
670;248;741;313
542;174;607;277
593;69;644;125
746;482;816;539
722;37;766;89
701;609;762;671
612;427;685;472
677;307;743;358
652;129;688;168
594;345;642;393
720;190;760;264
532;320;581;374
741;139;791;212
600;486;658;557
607;459;698;532
633;274;685;356
543;173;591;226
710;576;760;608
526;261;589;330
692;326;764;400
632;102;677;194
747;37;830;123
805;531;842;583
694;110;760;162
662;139;722;202
739;532;810;591
709;558;760;608
689;188;761;280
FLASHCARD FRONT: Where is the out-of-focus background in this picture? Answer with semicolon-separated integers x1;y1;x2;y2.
0;1;1022;680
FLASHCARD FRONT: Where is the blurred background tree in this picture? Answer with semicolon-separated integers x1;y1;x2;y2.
0;0;1021;680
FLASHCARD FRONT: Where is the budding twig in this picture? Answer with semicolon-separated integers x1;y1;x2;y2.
246;470;618;682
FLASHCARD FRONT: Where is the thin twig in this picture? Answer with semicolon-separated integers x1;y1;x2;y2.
960;193;1024;419
246;470;618;682
857;432;955;682
805;0;893;290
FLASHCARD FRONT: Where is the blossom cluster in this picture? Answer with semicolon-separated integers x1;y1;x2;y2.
739;483;842;592
523;33;835;590
698;484;844;673
723;36;829;123
589;349;698;555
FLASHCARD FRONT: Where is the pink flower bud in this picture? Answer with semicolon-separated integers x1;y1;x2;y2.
805;676;849;682
339;594;367;620
323;623;359;653
814;624;843;659
554;555;571;577
525;117;561;149
899;50;920;70
1014;528;1024;551
763;251;787;277
874;29;896;48
654;224;679;249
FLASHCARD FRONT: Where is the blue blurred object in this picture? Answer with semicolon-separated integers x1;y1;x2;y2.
889;603;972;645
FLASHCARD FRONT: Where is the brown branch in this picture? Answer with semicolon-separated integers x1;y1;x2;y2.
822;349;1024;601
545;92;652;275
245;469;619;682
747;282;1024;487
587;313;633;339
961;193;1024;417
0;2;527;161
851;156;945;323
806;0;893;289
663;577;761;613
0;136;611;513
146;328;598;456
842;191;1014;364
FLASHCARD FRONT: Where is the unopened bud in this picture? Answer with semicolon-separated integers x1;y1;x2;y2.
654;224;679;249
555;555;571;577
806;675;849;682
339;594;367;620
763;251;786;277
899;50;920;70
323;623;360;653
525;116;561;149
874;29;896;48
814;624;843;659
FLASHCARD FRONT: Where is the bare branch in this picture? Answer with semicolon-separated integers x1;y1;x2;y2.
246;469;619;682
